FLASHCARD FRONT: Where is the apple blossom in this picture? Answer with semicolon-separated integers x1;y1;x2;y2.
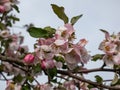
41;59;55;69
24;53;35;64
113;52;120;65
40;84;53;90
99;31;120;66
54;39;66;46
64;80;76;90
0;30;10;38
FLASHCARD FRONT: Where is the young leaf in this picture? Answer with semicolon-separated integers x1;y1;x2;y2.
92;54;104;61
33;63;41;74
111;73;119;85
71;14;83;25
44;26;56;37
51;4;69;24
27;27;47;38
46;68;57;79
95;75;103;84
13;74;24;83
12;5;20;13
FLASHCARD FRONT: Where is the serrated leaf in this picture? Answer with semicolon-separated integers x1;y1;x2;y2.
71;14;83;25
111;73;119;85
27;27;48;38
51;4;69;24
95;75;103;84
92;54;104;61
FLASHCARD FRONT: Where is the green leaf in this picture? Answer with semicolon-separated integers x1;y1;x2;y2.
8;15;20;23
111;73;119;85
27;27;48;38
28;26;56;38
22;85;31;90
44;26;56;37
6;20;12;27
13;74;24;83
92;54;104;61
87;84;95;89
33;64;41;74
27;76;34;83
71;14;83;25
95;75;103;84
51;4;69;24
100;29;108;34
0;23;5;30
12;5;20;13
46;68;57;79
54;55;65;63
0;64;3;72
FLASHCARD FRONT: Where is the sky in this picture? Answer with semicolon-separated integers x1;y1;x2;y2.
1;0;120;89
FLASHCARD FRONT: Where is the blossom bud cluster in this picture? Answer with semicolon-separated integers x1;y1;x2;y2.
99;31;120;67
35;24;90;70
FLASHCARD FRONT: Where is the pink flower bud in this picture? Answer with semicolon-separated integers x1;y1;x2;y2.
41;59;55;69
0;5;5;13
24;54;35;64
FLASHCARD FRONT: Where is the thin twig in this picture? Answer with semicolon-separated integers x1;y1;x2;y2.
0;72;8;81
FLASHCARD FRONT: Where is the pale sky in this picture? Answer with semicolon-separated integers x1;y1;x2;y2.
1;0;120;89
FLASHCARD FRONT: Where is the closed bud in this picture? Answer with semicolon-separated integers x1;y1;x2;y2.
24;54;35;64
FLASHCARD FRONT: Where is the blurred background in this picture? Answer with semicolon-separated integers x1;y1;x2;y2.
1;0;120;89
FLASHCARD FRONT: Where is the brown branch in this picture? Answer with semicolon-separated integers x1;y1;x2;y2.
57;70;120;90
72;68;118;74
1;54;120;89
0;54;25;66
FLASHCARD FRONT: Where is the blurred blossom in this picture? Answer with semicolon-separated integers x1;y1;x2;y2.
0;30;10;38
41;59;55;69
63;80;76;90
99;31;120;67
0;5;5;13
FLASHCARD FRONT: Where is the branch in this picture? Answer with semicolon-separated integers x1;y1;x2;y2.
0;72;8;81
72;68;118;74
57;70;120;90
0;54;25;66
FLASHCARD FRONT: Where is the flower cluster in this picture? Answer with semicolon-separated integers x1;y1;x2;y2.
99;30;120;67
35;23;90;70
1;1;120;90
